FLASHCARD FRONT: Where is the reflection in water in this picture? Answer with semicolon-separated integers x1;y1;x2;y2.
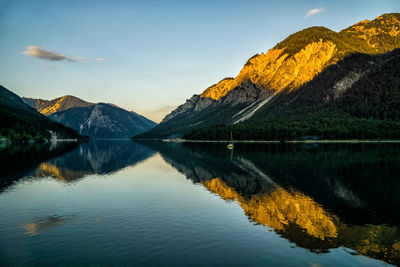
203;178;338;240
34;140;156;181
0;142;79;190
0;140;156;184
141;141;400;265
23;215;73;236
1;140;400;265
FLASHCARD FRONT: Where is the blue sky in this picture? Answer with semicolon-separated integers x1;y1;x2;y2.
0;0;399;122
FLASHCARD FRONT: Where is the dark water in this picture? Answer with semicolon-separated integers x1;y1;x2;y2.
1;140;400;266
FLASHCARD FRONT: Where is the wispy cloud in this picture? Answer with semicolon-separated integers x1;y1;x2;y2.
306;7;324;18
21;46;85;62
96;57;104;61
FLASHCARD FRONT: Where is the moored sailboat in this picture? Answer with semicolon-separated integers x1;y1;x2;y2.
227;132;234;149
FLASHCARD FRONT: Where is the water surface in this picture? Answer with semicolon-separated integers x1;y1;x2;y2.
0;140;399;266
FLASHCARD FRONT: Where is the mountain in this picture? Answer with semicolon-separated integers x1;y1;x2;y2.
24;95;157;139
0;85;87;142
50;103;157;138
184;49;400;140
136;13;400;139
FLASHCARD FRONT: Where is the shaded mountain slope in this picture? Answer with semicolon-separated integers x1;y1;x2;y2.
49;103;156;138
0;85;87;142
24;95;157;139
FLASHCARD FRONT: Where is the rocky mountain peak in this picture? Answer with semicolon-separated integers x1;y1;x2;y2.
23;95;94;116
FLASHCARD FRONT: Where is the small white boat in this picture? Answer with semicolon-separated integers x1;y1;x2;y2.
227;132;234;149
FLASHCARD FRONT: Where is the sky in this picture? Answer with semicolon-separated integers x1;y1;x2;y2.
0;0;399;122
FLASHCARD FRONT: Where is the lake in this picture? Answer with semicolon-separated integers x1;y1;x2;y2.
0;140;399;266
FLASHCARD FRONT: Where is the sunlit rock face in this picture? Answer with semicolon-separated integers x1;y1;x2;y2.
197;13;400;101
343;14;400;51
200;78;235;100
232;41;337;94
22;95;94;116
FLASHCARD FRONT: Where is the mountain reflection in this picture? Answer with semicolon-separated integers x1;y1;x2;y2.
203;178;338;240
0;141;155;187
23;215;74;236
34;140;156;181
0;142;79;190
140;141;400;266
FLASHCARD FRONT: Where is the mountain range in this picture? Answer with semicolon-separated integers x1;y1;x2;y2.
0;86;86;142
136;13;400;140
23;96;157;139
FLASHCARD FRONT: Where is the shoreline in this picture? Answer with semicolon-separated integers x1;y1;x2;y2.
155;139;400;144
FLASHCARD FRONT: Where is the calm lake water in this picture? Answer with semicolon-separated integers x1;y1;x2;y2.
1;140;400;266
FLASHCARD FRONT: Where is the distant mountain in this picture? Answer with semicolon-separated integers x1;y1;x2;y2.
49;103;157;138
0;85;86;142
23;95;157;138
137;13;400;139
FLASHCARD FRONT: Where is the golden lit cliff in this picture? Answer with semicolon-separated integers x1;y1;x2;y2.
39;96;71;115
23;95;94;116
199;13;400;100
200;78;234;100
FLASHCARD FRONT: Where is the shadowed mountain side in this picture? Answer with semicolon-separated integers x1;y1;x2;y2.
49;103;156;139
33;140;156;181
0;86;87;142
0;142;80;191
23;95;157;139
139;141;400;265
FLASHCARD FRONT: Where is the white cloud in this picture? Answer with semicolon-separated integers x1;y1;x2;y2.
74;56;87;62
21;46;83;62
96;57;104;61
306;7;324;18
